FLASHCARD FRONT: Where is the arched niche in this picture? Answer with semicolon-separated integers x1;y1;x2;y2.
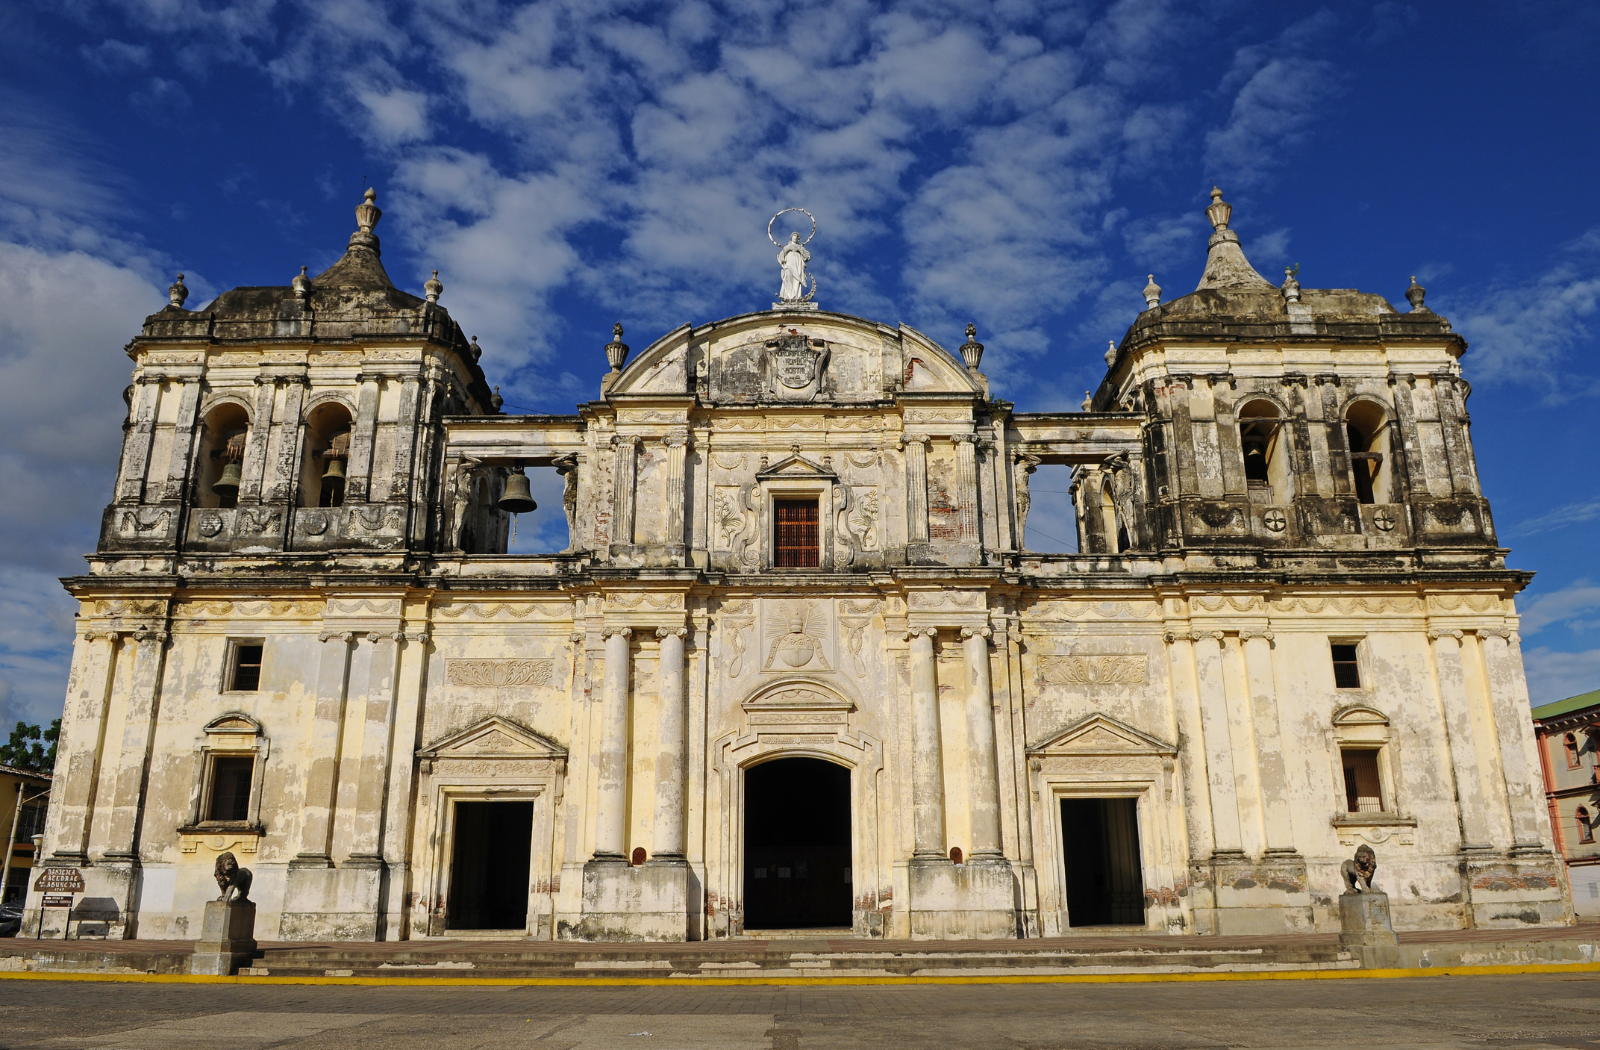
194;401;251;508
301;399;354;508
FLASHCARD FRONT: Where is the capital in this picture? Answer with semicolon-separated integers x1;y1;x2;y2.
1428;627;1464;643
656;626;689;639
604;627;633;640
960;626;992;640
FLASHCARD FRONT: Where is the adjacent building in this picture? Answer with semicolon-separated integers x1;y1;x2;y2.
1534;689;1600;916
1;766;51;907
23;184;1569;942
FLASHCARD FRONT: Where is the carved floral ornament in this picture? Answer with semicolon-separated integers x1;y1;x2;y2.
445;659;555;688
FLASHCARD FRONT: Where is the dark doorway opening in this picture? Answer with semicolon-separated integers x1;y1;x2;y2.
448;800;533;930
1061;797;1144;927
744;757;851;929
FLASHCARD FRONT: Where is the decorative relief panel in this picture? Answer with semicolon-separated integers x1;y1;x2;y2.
760;599;835;672
1036;654;1147;686
445;659;555;688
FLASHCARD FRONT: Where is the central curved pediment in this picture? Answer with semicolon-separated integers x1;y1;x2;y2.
607;308;979;403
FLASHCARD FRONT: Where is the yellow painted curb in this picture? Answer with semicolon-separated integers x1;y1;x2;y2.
0;961;1597;988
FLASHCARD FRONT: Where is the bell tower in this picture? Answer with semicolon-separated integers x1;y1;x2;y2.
100;189;495;559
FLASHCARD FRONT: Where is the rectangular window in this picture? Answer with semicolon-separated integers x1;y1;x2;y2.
774;499;819;568
229;642;263;692
207;756;254;822
1331;643;1362;689
1341;749;1384;813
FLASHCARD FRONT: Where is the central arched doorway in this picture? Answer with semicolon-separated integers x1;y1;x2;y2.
744;757;852;930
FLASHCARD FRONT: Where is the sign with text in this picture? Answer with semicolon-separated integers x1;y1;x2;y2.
40;895;74;909
33;869;84;893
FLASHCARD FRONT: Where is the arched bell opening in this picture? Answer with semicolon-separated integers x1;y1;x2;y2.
741;755;853;931
1344;399;1391;506
194;403;250;509
301;401;353;508
1237;399;1291;505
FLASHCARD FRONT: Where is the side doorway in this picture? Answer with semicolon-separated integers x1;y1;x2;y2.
1060;797;1145;927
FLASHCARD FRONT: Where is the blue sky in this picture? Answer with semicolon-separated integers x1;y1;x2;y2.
1;0;1597;726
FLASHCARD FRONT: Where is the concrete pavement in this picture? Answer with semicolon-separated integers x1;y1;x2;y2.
0;972;1598;1048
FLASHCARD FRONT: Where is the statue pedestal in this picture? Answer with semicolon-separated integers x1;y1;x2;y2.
1338;891;1400;968
190;900;258;975
771;301;819;312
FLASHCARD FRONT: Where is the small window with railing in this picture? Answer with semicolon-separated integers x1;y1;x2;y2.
1331;642;1362;689
774;499;819;568
1341;748;1384;813
1581;806;1596;844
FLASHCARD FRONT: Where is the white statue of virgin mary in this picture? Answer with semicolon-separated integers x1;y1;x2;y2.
777;232;810;301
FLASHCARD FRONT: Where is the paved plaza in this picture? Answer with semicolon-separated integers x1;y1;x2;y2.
0;973;1597;1049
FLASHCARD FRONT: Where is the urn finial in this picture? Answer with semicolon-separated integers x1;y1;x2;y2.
469;335;482;362
424;269;443;304
958;322;984;370
605;322;630;372
1281;265;1301;304
490;385;504;413
355;187;382;234
1104;339;1118;367
1142;273;1161;310
168;273;188;308
1205;185;1232;231
1406;275;1429;313
292;265;311;300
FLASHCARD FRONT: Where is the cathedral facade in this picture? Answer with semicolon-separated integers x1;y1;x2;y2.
26;188;1570;942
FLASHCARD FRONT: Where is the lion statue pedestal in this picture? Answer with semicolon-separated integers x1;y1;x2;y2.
1337;845;1400;969
190;852;258;975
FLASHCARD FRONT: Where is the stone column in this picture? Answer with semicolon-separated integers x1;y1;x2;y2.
387;376;422;504
48;631;121;863
346;632;403;867
1241;629;1296;853
103;627;169;858
1478;629;1545;848
237;377;278;505
1192;631;1245;853
1218;634;1266;855
1429;627;1495;849
905;438;930;544
664;436;688;557
954;435;979;545
907;628;945;858
159;379;203;503
345;372;382;502
652;626;688;859
594;627;632;860
613;437;639;548
266;377;307;505
291;631;354;866
962;626;1003;858
116;378;160;503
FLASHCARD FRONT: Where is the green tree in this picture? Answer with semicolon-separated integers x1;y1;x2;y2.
0;720;59;773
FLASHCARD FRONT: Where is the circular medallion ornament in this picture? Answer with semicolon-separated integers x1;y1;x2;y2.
304;511;330;536
1263;509;1287;532
197;513;224;537
1372;508;1396;532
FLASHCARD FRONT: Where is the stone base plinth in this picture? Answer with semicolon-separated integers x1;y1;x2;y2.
278;862;383;940
907;856;1017;940
559;858;688;942
1339;890;1400;968
190;900;257;975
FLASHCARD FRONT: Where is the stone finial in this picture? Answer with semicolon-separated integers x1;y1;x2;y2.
1081;390;1093;411
292;265;311;300
424;269;443;304
469;335;482;362
1281;266;1301;304
168;273;188;308
958;322;984;370
490;385;504;413
1104;340;1117;367
355;187;382;234
1205;185;1231;231
1143;274;1161;310
1406;275;1429;313
605;322;630;372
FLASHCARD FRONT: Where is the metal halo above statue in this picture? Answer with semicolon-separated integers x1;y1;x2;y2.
767;207;817;247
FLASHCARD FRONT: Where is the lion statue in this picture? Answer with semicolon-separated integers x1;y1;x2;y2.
1340;844;1377;894
214;851;253;904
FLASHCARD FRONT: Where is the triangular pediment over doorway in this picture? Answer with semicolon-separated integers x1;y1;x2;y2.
756;452;837;480
1026;713;1176;758
418;715;567;762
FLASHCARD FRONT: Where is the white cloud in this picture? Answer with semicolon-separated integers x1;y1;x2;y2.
1520;580;1600;636
1524;647;1600;707
1513;497;1600;536
355;86;431;145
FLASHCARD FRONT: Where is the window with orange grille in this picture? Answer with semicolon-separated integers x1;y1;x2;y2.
774;499;819;567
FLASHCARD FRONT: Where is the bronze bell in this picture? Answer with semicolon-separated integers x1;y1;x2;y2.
499;470;536;514
213;460;242;497
322;456;346;482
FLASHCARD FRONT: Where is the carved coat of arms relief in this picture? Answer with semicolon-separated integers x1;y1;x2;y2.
764;331;829;401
